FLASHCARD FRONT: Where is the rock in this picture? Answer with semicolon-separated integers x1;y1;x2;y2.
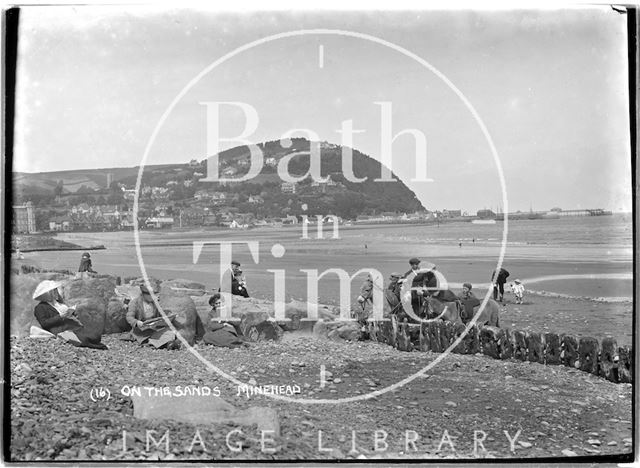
587;439;601;445
561;449;578;457
333;378;342;384
543;332;561;365
160;279;207;296
445;401;457;407
105;298;130;334
526;332;544;364
159;293;200;345
131;393;280;436
578;337;599;375
607;441;617;446
313;320;328;338
561;335;579;368
336;322;362;341
518;441;532;448
239;311;283;342
73;297;107;338
598;337;618;382
64;275;118;306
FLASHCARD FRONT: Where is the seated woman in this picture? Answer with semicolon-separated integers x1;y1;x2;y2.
32;280;107;349
202;293;244;348
126;283;180;350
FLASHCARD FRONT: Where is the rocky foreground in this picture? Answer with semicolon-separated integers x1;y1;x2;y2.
9;333;633;461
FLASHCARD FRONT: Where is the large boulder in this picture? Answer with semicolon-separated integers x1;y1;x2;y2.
105;297;131;333
73;297;107;338
161;279;207;297
239;311;283;342
158;293;200;346
314;320;361;342
64;275;118;306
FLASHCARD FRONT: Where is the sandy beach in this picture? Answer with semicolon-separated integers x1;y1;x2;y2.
16;218;633;345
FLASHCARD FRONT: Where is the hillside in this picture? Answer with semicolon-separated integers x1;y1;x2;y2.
13;139;425;222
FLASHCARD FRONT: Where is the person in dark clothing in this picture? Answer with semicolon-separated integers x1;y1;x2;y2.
402;257;438;316
220;260;248;296
77;252;97;279
232;269;250;297
458;282;481;322
491;267;510;302
203;293;245;348
32;280;107;349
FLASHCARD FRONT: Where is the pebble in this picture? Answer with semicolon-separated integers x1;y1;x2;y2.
333;378;342;384
583;447;600;454
248;378;257;385
587;439;601;446
607;441;617;446
623;438;632;444
445;401;457;407
518;441;532;448
561;449;578;457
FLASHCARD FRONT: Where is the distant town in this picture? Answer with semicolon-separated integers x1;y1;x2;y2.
12;144;613;236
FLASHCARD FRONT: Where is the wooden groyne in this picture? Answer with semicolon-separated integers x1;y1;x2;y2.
367;319;632;384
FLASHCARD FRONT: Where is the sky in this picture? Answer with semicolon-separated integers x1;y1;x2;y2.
12;5;633;213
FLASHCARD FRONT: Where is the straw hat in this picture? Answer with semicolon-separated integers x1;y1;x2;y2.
32;280;64;300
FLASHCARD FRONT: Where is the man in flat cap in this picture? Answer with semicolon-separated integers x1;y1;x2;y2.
402;257;437;315
220;260;247;297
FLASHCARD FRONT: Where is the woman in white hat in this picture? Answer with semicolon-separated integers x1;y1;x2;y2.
32;280;107;349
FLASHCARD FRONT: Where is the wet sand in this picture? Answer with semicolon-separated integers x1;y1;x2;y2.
17;225;632;345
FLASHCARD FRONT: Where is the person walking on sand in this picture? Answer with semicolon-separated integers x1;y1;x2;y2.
491;267;510;303
511;279;525;304
76;252;97;279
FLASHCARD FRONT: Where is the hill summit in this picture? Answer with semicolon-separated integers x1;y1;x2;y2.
14;138;425;230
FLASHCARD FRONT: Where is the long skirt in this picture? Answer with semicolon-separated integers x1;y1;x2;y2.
130;326;176;349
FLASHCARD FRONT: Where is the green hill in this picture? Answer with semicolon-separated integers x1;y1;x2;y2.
13;139;424;220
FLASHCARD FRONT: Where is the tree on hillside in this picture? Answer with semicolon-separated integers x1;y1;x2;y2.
53;180;64;199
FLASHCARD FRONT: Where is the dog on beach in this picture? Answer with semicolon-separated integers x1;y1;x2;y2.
510;279;525;304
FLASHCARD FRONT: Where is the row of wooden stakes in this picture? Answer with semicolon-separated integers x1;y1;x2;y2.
366;319;633;384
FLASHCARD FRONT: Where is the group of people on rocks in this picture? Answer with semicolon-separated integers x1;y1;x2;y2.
31;251;525;351
30;255;254;351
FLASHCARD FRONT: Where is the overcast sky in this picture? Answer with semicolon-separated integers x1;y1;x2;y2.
13;6;632;212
